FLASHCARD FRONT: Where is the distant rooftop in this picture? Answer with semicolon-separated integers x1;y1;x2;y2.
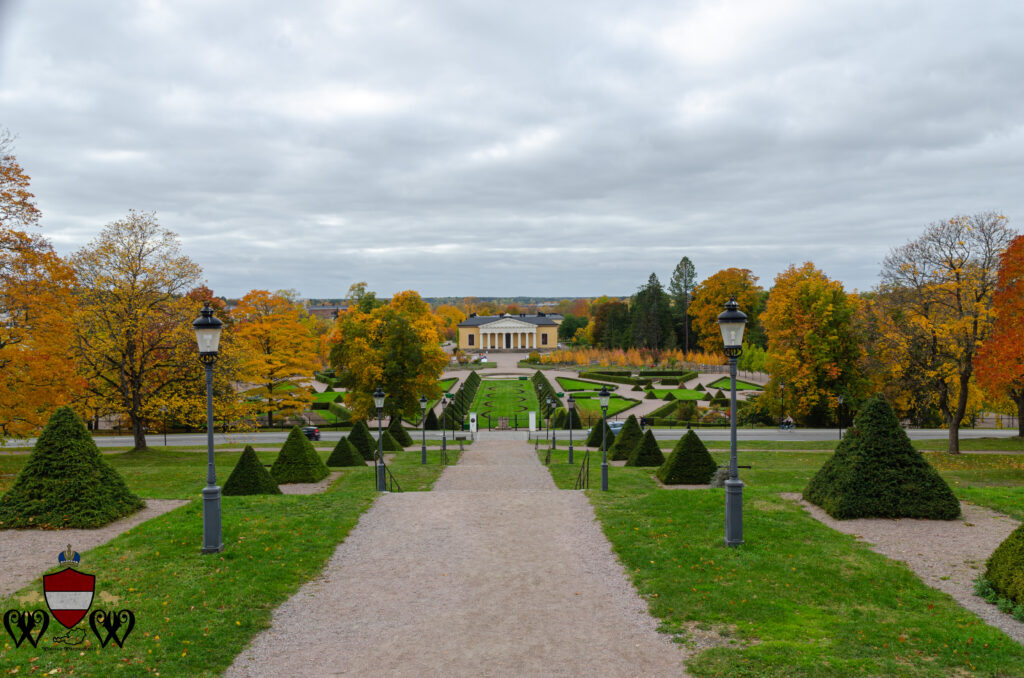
458;312;562;327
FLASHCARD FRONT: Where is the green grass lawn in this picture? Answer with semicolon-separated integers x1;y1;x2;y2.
572;394;639;422
708;377;763;391
312;390;343;403
0;446;456;676
471;379;539;423
555;376;620;391
646;388;704;400
540;446;1024;676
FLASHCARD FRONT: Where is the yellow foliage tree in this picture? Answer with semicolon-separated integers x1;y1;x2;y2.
689;268;763;353
233;289;319;427
330;290;446;421
434;304;466;342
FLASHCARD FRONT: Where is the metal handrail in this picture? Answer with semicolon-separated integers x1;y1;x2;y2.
374;455;402;492
574;450;590;490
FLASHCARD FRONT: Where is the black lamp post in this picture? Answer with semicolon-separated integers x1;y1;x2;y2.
599;385;610;491
545;397;552;442
420;395;428;464
780;382;786;427
838;394;844;439
192;302;224;554
718;296;748;547
374;387;386;492
441;395;448;452
567;395;575;465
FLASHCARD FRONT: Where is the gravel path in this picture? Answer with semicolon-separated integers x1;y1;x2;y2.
0;499;189;598
277;471;343;495
782;493;1024;645
226;440;685;677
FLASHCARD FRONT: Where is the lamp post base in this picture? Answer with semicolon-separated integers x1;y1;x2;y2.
724;477;744;547
377;462;386;492
568;444;573;465
601;462;608;491
201;485;223;554
421;444;427;465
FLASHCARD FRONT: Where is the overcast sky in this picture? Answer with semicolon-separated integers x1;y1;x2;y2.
1;0;1021;299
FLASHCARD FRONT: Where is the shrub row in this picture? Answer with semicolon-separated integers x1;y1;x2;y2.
328;401;352;423
444;371;481;429
579;371;652;387
638;370;698;380
532;370;560;418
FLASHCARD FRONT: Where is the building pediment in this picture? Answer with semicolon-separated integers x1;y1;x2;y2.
479;317;537;330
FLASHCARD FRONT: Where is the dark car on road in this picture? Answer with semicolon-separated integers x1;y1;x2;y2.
302;426;321;441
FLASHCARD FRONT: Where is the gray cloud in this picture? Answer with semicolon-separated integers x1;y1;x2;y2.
1;0;1022;298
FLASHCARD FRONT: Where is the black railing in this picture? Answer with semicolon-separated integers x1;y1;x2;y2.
574;451;590;490
375;456;402;492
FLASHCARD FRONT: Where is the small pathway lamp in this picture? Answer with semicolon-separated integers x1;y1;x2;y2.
374;387;386;492
546;397;553;442
192;302;224;554
420;395;428;464
718;296;748;547
599;385;610;491
566;395;575;464
441;395;448;452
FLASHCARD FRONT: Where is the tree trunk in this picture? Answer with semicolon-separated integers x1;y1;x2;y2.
132;416;147;451
266;410;273;427
1014;390;1024;438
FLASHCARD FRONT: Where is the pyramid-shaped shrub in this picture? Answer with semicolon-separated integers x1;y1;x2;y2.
644;390;658;400
423;408;439;430
0;407;144;529
388;416;414;446
563;407;583;430
984;524;1024;606
381;430;404;452
609;415;643;461
551;408;566;429
657;430;717;484
695;383;706;391
584;419;615;448
626;429;666;467
326;437;365;467
803;395;960;520
223;446;281;495
348;420;377;461
271;426;329;484
662;391;676;402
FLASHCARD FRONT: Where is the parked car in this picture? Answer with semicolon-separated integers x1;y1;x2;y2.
586;421;624;437
302;426;321;441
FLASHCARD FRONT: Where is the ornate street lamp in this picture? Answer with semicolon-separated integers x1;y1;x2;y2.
374;387;386;492
420;395;428;464
599;385;610;491
718;296;748;547
441;395;449;452
192;302;224;554
567;395;575;465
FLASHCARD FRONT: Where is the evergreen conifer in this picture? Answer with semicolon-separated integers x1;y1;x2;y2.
423;408;440;430
387;416;414;446
381;430;404;451
609;415;643;461
984;524;1024;606
657;430;716;484
223;445;281;495
626;429;666;467
0;407;144;528
348;420;377;460
585;419;615;448
803;395;960;519
271;426;330;483
326;437;365;467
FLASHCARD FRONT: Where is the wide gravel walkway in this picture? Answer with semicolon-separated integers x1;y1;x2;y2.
225;440;684;677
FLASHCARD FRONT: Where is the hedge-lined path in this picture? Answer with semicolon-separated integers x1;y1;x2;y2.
225;440;685;677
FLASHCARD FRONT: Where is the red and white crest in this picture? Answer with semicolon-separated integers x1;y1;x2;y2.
43;568;95;629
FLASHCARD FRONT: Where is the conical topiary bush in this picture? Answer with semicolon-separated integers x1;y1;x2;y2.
626;429;666;467
662;391;676;402
585;419;615;448
563;407;583;430
644;390;658;400
803;394;960;520
423;408;439;430
388;416;414;446
271;426;330;484
0;406;144;528
551;408;566;429
657;430;717;484
984;524;1024;607
326;437;365;467
223;445;282;495
380;430;404;452
348;420;377;461
609;415;643;461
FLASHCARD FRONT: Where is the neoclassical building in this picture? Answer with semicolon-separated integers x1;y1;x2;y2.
458;313;562;351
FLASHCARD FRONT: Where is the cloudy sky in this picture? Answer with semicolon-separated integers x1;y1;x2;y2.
1;0;1021;298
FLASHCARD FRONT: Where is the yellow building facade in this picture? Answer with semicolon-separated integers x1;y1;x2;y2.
457;313;561;351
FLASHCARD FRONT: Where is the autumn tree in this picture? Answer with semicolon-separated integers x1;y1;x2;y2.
630;273;675;350
0;132;84;437
233;289;319;427
330;289;446;421
590;299;631;349
761;263;864;426
557;314;589;344
689;268;764;353
976;234;1024;437
433;304;466;342
71;211;206;450
873;212;1016;453
668;256;696;351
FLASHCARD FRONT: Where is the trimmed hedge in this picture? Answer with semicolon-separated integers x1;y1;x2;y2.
657;430;716;484
348;420;377;461
328;401;352;423
0;406;144;529
424;408;440;430
585;419;615;448
803;395;960;520
563;406;583;430
626;429;666;467
662;391;676;402
224;445;282;495
985;524;1024;606
609;415;643;461
326;437;365;467
381;430;404;452
644;390;658;400
695;383;706;392
271;426;330;484
388;416;414;446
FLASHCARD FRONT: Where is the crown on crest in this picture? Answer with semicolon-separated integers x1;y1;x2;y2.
58;543;81;567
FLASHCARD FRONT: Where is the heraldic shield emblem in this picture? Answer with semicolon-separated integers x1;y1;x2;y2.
43;568;95;629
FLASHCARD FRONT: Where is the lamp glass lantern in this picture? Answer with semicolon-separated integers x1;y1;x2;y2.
373;387;386;410
193;302;223;355
420;395;428;412
717;297;747;351
598;386;610;409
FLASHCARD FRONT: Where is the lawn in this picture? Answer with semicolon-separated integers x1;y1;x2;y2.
0;446;457;675
555;376;620;391
571;393;639;422
646;388;704;400
708;377;763;391
471;379;539;425
540;444;1024;676
312;390;343;403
